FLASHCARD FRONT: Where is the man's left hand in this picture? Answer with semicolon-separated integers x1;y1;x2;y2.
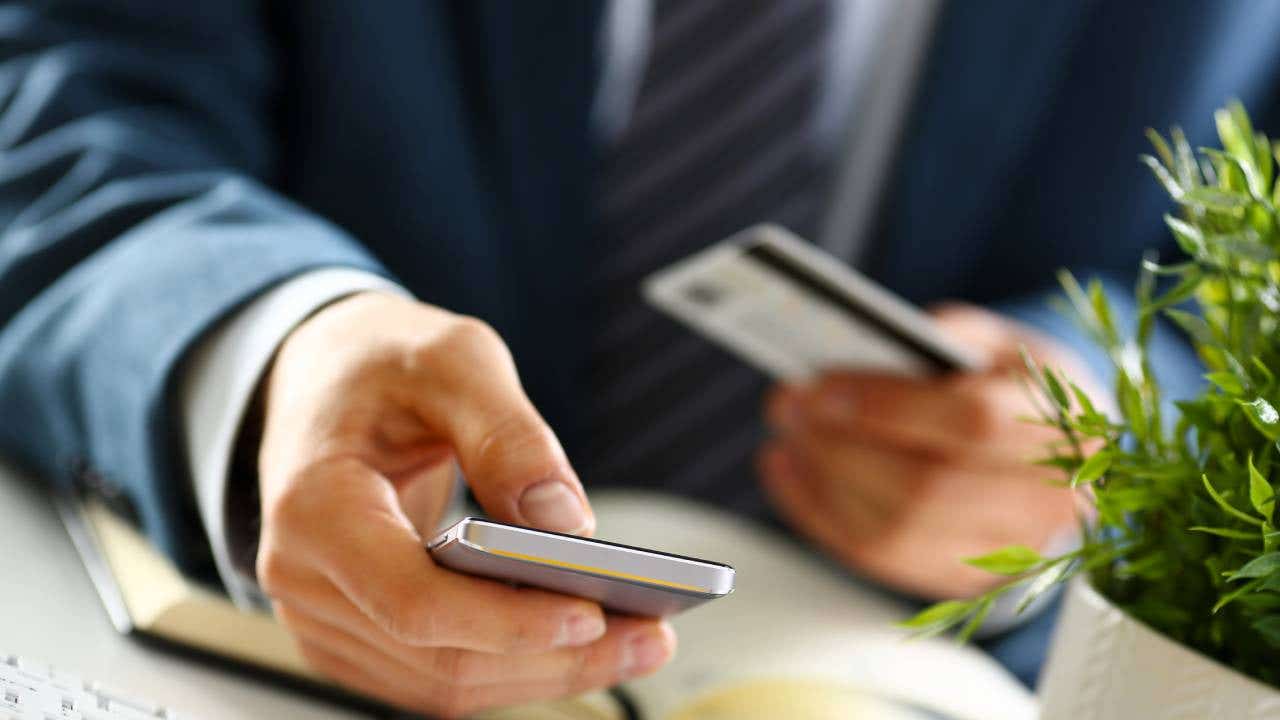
759;304;1098;600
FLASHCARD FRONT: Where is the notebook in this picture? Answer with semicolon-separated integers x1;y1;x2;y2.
57;489;1037;719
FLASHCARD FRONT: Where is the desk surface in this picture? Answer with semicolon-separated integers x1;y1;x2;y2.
0;463;360;720
1;462;1039;720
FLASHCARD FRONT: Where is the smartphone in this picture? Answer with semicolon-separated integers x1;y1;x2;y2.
427;517;735;617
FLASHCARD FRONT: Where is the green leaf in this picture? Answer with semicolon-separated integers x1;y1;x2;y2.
1252;617;1280;648
898;599;970;628
1115;551;1171;580
1171;126;1200;188
956;597;995;643
1140;154;1185;200
1232;580;1274;612
1179;186;1251;212
898;599;973;636
1145;128;1175;171
1257;131;1274;190
1205;371;1246;396
1035;456;1078;472
1201;146;1266;199
1190;526;1262;541
1253;356;1276;385
1141;258;1198;276
1230;100;1257;144
1206;232;1277;263
965;545;1045;575
1072;450;1113;486
1227;552;1280;581
1118;381;1148;443
1165;308;1218;347
1089;279;1118;342
1127;599;1193;628
1167;211;1203;256
1069;382;1101;418
1144;266;1203;314
1042;367;1071;410
1098;485;1163;518
1214;577;1264;613
1216;102;1262;187
1202;474;1265;526
1274;143;1280;205
1249;454;1276;520
1240;397;1280;440
1016;558;1077;613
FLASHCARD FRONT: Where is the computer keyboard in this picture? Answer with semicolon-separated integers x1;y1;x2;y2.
0;652;183;720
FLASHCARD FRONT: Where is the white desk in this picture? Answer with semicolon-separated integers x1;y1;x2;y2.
0;461;361;720
0;461;1040;720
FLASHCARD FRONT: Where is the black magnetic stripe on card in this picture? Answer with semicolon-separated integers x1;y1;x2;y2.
740;242;961;373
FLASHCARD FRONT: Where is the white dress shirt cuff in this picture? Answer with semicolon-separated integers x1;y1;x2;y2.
181;268;408;610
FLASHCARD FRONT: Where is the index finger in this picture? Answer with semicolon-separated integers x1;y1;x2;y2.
399;316;595;536
788;371;1060;457
283;458;607;655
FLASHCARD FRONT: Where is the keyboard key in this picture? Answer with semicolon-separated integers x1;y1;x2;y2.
91;683;162;715
48;666;84;691
15;657;49;675
106;701;167;720
0;651;186;719
1;686;20;709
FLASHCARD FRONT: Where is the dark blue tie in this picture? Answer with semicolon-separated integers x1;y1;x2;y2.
584;0;833;515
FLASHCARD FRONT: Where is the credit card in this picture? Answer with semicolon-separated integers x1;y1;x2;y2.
642;224;988;381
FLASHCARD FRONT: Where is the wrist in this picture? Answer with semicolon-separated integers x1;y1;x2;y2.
275;289;402;363
180;268;407;607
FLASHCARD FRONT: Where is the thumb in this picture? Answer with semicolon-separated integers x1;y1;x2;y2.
457;405;595;536
408;322;595;536
929;302;1027;369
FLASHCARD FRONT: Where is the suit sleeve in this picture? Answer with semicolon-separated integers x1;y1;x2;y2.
0;1;389;572
182;268;409;608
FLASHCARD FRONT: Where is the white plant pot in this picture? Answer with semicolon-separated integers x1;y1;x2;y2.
1038;577;1280;718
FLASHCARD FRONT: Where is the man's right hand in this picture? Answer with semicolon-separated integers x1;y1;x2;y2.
254;292;676;718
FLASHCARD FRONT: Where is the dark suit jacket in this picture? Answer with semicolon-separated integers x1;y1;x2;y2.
1;0;1274;579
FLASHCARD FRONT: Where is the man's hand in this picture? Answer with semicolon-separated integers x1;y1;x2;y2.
759;304;1096;600
255;293;675;718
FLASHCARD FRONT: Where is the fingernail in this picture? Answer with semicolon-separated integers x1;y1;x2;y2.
519;479;589;533
810;392;856;426
556;614;606;648
621;628;672;677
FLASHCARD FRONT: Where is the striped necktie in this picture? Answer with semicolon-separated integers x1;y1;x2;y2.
583;0;833;516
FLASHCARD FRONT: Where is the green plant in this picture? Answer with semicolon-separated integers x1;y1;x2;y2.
904;101;1280;687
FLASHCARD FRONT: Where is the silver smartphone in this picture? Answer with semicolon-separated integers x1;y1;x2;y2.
427;517;735;616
